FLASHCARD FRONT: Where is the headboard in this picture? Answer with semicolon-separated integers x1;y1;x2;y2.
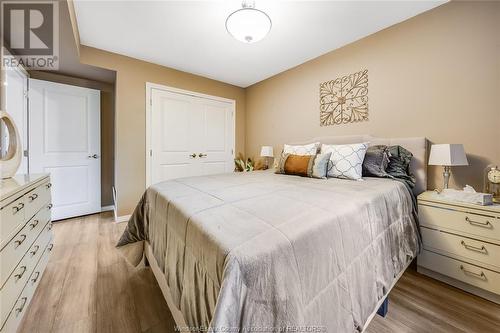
291;135;428;195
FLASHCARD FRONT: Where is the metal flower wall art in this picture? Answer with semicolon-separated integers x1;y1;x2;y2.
320;69;368;126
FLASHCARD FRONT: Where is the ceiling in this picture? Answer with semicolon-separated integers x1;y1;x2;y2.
55;0;116;84
73;1;445;88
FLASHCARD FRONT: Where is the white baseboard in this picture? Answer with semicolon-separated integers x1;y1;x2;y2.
115;214;131;223
101;205;115;212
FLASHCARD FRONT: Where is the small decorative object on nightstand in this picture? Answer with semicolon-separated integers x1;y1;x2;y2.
260;146;274;169
417;191;500;304
428;144;468;189
485;165;500;203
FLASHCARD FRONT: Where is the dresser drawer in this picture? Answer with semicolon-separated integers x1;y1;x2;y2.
0;206;51;287
0;196;26;244
419;204;500;243
421;227;500;271
0;243;51;333
419;250;500;295
24;181;51;221
0;222;52;328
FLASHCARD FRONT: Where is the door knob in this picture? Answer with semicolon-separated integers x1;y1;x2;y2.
88;154;99;159
198;153;207;158
189;153;197;158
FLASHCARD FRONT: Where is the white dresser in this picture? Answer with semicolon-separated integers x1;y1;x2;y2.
417;191;500;304
0;174;53;332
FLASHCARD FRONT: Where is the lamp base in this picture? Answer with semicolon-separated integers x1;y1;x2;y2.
443;166;451;189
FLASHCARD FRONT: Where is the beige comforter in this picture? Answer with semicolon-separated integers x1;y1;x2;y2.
117;171;419;332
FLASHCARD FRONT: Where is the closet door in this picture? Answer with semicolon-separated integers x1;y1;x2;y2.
149;87;235;185
151;89;203;184
197;98;235;176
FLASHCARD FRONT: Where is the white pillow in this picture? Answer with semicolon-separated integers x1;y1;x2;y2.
321;142;369;180
283;142;320;156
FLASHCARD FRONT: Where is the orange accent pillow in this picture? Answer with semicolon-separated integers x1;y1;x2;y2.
284;155;312;177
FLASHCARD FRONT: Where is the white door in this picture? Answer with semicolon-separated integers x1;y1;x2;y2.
150;88;234;185
4;64;29;174
29;79;101;221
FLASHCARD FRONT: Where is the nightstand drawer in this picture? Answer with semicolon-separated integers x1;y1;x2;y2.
419;250;500;295
419;204;500;243
421;227;500;271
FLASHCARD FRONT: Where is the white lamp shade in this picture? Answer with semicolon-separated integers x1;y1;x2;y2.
428;144;468;166
260;146;273;157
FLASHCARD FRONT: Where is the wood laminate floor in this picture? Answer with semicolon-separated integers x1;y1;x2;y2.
18;213;500;333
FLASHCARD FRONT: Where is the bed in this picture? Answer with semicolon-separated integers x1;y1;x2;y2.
118;135;427;332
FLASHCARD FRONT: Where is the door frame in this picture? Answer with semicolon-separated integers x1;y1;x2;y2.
145;82;236;187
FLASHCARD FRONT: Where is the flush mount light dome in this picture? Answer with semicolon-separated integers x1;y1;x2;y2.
226;1;272;43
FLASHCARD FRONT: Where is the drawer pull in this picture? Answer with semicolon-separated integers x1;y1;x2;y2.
47;203;53;210
30;245;40;256
15;297;28;317
46;182;52;189
12;203;24;214
14;234;27;248
460;240;487;254
47;222;53;231
465;216;492;228
29;193;39;201
29;219;39;229
14;266;27;280
31;271;41;283
47;243;54;251
460;265;486;280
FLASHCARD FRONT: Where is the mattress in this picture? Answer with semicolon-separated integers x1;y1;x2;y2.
117;170;420;332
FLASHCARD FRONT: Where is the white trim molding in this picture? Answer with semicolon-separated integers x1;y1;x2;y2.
101;205;115;212
145;82;236;188
115;214;131;224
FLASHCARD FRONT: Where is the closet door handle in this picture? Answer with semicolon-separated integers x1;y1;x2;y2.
88;154;99;159
198;153;207;158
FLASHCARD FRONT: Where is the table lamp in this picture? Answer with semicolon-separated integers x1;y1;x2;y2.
428;144;468;189
260;146;274;169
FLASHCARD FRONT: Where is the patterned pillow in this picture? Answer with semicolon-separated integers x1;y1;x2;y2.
321;143;369;180
283;142;320;156
275;152;332;179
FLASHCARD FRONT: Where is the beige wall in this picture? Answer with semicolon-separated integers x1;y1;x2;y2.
28;71;116;206
80;46;246;216
246;1;500;191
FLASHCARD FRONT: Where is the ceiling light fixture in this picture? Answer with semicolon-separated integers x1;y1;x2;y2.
225;0;272;44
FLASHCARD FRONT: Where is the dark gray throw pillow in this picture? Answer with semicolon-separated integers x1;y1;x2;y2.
386;145;416;188
362;145;390;177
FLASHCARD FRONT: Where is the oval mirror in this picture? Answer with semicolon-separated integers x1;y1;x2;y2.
0;111;22;178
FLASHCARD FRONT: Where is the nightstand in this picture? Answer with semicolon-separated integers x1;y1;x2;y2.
417;191;500;304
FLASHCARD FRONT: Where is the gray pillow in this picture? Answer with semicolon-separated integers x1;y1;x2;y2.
311;152;332;179
362;145;390;177
386;145;416;188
